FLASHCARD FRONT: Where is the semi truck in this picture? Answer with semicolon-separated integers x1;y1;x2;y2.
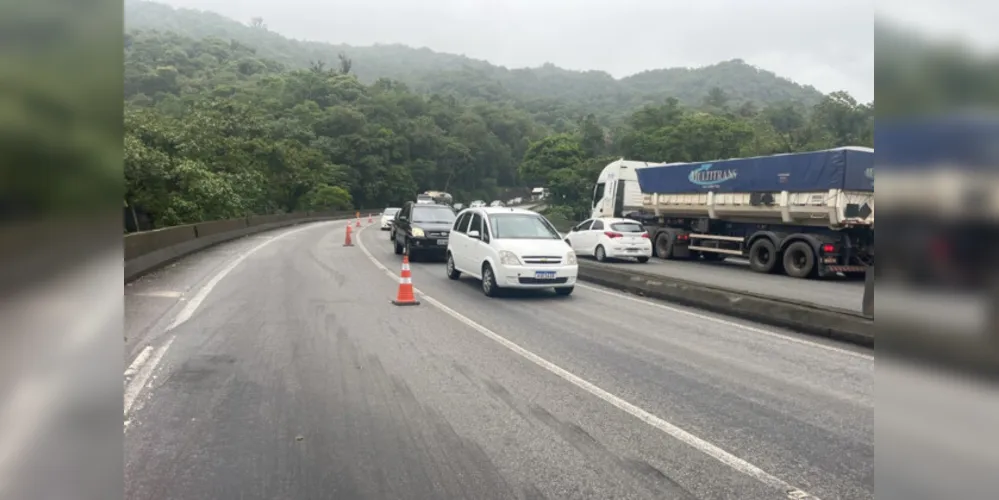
589;147;874;279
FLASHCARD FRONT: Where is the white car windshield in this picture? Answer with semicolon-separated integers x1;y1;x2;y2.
384;208;400;216
488;214;560;239
412;206;457;224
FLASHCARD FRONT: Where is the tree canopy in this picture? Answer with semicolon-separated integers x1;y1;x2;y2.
124;3;873;231
125;0;835;123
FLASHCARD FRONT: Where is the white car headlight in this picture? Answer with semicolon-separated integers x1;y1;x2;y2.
565;251;577;265
411;227;425;237
498;250;521;265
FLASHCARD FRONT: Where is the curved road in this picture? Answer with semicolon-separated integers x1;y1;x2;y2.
124;220;873;500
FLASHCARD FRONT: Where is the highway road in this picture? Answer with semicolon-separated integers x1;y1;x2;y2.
124;219;873;500
586;256;866;313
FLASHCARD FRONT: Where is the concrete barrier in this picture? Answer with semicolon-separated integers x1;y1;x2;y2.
577;261;874;348
124;210;371;282
124;225;198;261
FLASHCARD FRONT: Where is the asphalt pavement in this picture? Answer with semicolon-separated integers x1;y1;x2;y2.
124;219;873;500
585;256;866;313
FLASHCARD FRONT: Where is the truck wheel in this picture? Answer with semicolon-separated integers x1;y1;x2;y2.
748;239;778;273
655;233;675;259
783;241;815;278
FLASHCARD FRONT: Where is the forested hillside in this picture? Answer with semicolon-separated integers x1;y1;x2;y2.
124;3;873;231
125;0;829;120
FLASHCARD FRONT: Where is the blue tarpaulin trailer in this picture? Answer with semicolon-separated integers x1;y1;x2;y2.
588;147;875;279
634;147;874;195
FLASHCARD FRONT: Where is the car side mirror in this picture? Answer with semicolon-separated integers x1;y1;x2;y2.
467;230;480;239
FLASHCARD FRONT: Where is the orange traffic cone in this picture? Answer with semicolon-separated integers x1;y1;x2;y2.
355;217;361;228
391;255;420;306
368;213;373;223
343;224;354;247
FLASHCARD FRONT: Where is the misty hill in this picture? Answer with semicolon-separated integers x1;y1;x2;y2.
125;0;827;114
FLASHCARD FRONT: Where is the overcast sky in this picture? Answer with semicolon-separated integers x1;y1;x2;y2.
157;0;880;102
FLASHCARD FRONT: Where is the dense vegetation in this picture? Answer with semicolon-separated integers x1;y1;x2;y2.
125;0;828;122
124;2;873;231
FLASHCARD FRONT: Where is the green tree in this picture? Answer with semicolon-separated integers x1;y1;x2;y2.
519;134;587;185
299;185;352;211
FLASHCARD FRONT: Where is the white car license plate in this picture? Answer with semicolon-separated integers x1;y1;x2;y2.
437;239;448;246
535;271;556;280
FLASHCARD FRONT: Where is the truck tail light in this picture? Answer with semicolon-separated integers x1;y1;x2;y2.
604;232;623;238
821;244;835;253
677;234;689;241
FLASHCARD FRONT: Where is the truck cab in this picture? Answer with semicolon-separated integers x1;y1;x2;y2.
590;159;660;219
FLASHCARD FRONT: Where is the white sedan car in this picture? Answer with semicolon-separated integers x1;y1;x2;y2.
380;207;401;230
564;217;652;263
445;207;577;297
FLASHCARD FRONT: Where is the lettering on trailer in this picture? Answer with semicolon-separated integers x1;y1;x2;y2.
688;163;738;187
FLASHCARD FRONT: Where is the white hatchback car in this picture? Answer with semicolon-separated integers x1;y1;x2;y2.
446;207;578;297
380;207;401;230
564;217;652;263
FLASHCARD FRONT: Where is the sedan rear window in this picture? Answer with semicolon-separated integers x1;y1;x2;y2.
611;222;645;233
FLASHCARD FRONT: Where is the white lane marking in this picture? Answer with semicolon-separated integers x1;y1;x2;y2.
131;290;183;298
123;335;175;421
166;221;332;331
577;283;873;361
355;227;821;500
124;346;153;378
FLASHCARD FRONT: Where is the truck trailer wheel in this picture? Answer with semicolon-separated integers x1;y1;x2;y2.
748;239;778;273
783;241;816;278
654;233;675;259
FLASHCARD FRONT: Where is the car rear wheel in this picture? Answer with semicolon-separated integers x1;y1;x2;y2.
595;245;607;262
393;235;403;255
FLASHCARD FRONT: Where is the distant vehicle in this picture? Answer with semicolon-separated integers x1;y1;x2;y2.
508;197;523;205
564;217;651;263
452;202;465;211
591;147;874;279
445;207;578;297
391;202;458;261
380;207;401;231
490;200;505;207
416;194;434;204
469;200;487;208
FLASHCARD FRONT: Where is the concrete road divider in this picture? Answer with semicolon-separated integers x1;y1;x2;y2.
124;210;375;282
577;261;874;348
